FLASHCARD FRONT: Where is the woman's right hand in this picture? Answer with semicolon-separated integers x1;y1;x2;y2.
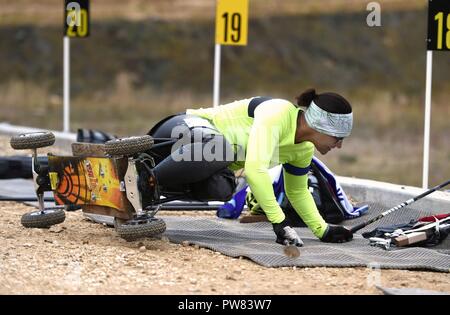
272;220;304;246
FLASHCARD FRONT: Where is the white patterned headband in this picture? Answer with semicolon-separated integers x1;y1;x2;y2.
304;100;353;138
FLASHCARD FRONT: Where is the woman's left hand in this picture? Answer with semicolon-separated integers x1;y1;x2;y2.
320;224;353;243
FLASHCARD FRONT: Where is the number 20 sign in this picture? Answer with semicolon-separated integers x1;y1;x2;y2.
64;0;90;38
216;0;249;46
427;0;450;51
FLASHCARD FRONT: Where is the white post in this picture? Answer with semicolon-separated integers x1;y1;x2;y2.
213;43;221;107
422;50;433;189
63;36;70;133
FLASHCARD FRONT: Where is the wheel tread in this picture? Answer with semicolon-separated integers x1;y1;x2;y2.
21;208;66;228
115;218;166;241
105;135;154;156
10;132;55;150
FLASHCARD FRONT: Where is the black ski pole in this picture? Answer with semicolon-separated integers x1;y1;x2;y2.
349;179;450;233
0;196;222;210
0;196;55;202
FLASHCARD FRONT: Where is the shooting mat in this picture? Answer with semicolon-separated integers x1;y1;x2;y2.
162;202;450;272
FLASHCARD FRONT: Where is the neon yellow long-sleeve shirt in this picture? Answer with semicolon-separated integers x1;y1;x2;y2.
186;98;328;238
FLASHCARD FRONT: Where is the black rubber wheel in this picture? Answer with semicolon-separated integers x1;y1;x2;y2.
105;135;154;156
10;132;55;150
21;207;66;228
115;216;166;241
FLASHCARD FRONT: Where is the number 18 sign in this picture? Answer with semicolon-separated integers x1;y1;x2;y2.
427;0;450;51
215;0;249;46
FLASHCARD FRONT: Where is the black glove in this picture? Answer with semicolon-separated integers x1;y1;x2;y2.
273;220;304;247
321;224;353;243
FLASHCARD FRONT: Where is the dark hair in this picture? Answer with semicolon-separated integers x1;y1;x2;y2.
295;88;352;114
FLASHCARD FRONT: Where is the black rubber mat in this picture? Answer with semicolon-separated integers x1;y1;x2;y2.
162;202;450;272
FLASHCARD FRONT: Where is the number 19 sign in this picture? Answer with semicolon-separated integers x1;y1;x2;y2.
427;0;450;50
216;0;248;45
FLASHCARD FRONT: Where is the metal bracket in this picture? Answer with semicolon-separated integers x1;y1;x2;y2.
31;152;40;193
369;237;392;250
31;149;46;212
145;204;162;218
124;158;143;215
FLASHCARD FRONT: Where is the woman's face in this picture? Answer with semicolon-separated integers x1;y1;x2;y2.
311;131;343;155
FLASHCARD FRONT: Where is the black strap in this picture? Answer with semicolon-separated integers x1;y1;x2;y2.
248;97;273;117
310;162;346;224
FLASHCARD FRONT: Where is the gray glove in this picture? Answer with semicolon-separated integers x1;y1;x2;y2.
273;220;304;246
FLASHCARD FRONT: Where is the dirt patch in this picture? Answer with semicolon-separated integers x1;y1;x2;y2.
0;201;449;295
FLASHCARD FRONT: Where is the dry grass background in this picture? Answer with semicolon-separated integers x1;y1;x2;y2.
0;0;426;25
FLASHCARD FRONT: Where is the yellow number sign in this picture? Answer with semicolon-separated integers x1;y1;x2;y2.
66;9;89;37
216;0;249;46
427;0;450;51
64;0;90;38
434;12;450;50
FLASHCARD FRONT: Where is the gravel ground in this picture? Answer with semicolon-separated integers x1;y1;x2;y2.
0;135;449;295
